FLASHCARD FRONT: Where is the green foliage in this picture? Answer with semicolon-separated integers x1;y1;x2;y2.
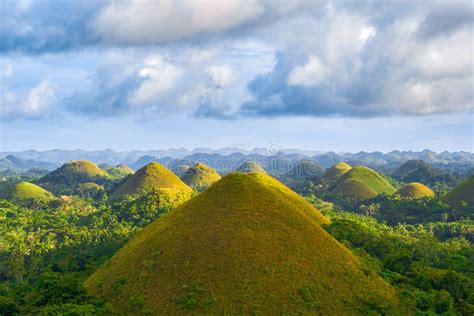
319;207;474;315
360;194;472;225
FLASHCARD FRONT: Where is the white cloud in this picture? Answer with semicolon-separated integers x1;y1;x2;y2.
207;65;235;88
1;81;54;119
358;26;376;41
128;55;182;107
3;63;13;76
287;55;326;87
92;0;265;44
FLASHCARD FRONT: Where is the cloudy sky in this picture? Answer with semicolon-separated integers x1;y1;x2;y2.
1;0;473;152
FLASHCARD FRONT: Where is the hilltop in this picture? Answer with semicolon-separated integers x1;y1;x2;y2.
236;161;266;173
395;182;434;199
180;163;221;191
330;166;396;204
36;160;110;194
322;162;352;186
443;175;474;207
12;182;54;203
86;172;398;314
109;162;192;200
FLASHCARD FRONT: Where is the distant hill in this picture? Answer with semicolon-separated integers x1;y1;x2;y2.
330;166;396;204
103;164;134;179
286;160;324;179
12;182;54;203
86;172;398;314
236;161;266;173
392;159;462;188
110;162;192;200
395;182;434;199
0;155;57;173
37;160;110;194
443;175;474;207
180;163;221;191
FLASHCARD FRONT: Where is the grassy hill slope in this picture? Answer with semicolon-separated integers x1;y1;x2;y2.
37;160;110;192
443;175;474;207
180;163;221;191
330;166;396;204
323;162;352;185
12;182;54;202
395;182;434;199
86;172;398;314
110;162;192;200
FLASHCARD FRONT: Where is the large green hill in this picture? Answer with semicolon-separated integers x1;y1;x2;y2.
12;182;54;203
86;172;398;314
180;163;221;191
443;175;474;207
109;162;192;200
330;166;396;203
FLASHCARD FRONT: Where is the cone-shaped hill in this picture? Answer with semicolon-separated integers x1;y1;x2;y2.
37;160;110;194
86;172;398;314
12;182;54;203
109;162;192;200
330;166;396;203
180;163;221;191
236;161;265;173
395;182;434;199
443;175;474;207
322;162;352;186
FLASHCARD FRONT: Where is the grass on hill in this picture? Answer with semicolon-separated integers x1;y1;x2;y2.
395;182;434;199
39;160;110;185
86;172;399;315
331;178;378;203
236;161;266;173
329;166;396;205
323;161;352;185
12;182;54;202
180;163;221;191
110;162;192;200
337;166;396;195
443;175;474;207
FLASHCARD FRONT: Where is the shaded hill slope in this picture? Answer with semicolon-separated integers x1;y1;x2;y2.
443;175;474;207
180;163;221;191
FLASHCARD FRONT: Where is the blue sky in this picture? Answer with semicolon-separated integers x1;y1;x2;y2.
1;0;473;152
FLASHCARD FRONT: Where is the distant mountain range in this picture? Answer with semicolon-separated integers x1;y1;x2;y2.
1;149;473;175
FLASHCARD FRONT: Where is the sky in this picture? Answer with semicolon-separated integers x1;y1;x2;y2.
0;0;473;152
